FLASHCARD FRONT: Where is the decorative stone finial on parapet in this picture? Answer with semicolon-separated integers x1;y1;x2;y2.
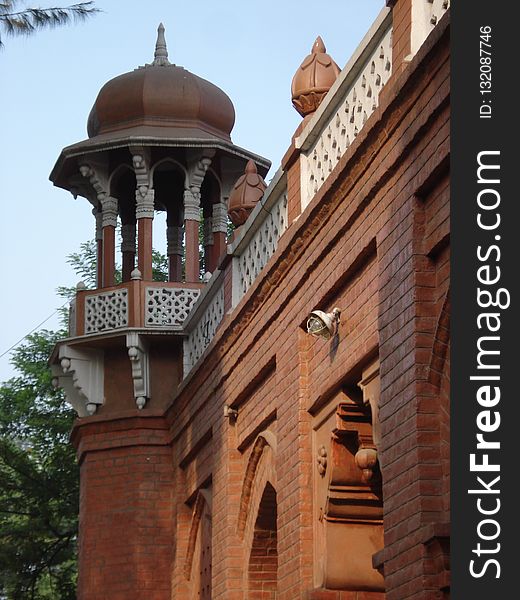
291;36;340;117
131;268;142;280
153;23;171;66
227;160;267;227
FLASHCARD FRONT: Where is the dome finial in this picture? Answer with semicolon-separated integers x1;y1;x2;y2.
153;23;171;66
291;36;340;117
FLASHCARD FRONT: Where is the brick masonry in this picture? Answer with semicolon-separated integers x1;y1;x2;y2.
71;6;450;599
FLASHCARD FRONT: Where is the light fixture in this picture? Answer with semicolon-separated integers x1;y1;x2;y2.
306;307;341;339
224;404;238;420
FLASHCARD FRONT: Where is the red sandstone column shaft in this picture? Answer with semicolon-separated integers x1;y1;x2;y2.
211;201;228;271
203;212;214;275
184;188;201;283
102;225;116;287
93;207;103;289
132;151;155;282
100;196;118;288
96;240;103;288
167;224;183;282
184;219;200;282
121;223;136;282
137;218;153;281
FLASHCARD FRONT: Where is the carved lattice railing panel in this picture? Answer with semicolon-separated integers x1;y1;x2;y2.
84;288;128;333
145;287;201;327
412;0;450;54
300;22;392;209
237;190;288;299
184;284;225;375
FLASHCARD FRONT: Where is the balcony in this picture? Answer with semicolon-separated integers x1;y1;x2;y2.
69;278;204;338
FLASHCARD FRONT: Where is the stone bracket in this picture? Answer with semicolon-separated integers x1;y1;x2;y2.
52;345;104;417
126;332;150;409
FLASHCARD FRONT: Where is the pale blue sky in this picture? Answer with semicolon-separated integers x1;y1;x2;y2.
0;0;383;381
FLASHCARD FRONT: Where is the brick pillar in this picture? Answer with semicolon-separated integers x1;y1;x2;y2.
387;0;412;73
282;119;308;224
72;413;174;600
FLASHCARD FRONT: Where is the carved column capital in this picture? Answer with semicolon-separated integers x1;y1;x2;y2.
101;196;118;228
212;202;228;234
184;189;201;221
130;148;155;219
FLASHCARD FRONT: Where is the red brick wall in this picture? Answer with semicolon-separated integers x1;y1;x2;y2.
72;415;174;600
73;12;450;600
166;18;449;598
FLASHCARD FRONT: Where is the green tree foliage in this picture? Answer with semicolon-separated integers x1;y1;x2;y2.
0;329;78;599
0;242;169;598
0;1;99;47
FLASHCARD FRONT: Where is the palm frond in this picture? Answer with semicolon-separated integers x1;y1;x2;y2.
0;2;99;47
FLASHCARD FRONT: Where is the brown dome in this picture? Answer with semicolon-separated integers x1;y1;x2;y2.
87;24;235;141
228;160;267;227
291;36;340;117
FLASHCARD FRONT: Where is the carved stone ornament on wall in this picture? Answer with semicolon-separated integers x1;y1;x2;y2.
314;397;384;591
317;445;327;476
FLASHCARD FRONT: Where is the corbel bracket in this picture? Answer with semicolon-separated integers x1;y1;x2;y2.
52;345;104;416
126;332;150;409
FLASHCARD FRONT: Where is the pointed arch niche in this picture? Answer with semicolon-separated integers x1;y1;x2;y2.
184;486;212;600
152;158;186;282
237;431;278;597
109;164;137;282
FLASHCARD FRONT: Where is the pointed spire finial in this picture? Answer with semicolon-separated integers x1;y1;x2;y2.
312;36;326;54
153;22;171;66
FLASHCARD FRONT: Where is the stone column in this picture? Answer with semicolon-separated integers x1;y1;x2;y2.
93;207;103;289
80;165;110;288
121;223;136;282
184;189;201;282
101;196;118;288
132;152;154;281
184;154;212;282
211;201;228;272
166;224;183;282
203;210;213;274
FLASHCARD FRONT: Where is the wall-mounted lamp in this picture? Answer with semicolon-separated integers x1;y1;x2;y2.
224;404;238;420
306;307;341;339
